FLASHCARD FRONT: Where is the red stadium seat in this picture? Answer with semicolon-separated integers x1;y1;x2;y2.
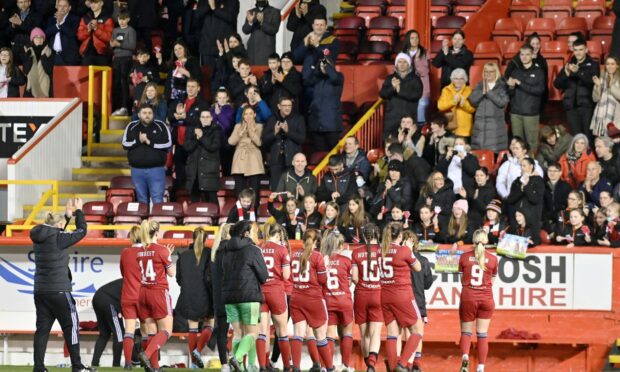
524;18;556;41
150;202;183;225
429;40;443;59
542;0;574;26
468;65;484;88
492;150;511;174
471;149;495;171
85;228;106;239
257;203;271;224
366;148;385;163
367;16;400;46
587;40;603;62
541;40;569;64
547;63;565;101
82;201;114;224
473;41;503;66
386;4;406;27
590;16;615;54
433;16;467;40
454;0;485;21
575;0;607;29
502;41;523;64
219;199;236;224
357;40;391;63
110;176;134;189
309;151;329;166
183;202;219;225
556;17;589;41
163;230;193;239
105;188;135;214
355;5;383;28
337;40;359;62
491;18;525;53
509;0;541;25
114;202;149;224
334;16;366;46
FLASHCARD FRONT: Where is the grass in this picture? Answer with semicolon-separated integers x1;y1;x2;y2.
0;368;219;372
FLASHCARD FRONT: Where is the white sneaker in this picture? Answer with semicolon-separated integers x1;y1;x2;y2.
221;365;231;372
112;107;129;116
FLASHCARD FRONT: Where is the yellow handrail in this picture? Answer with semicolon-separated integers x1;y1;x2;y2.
312;99;384;180
5;224;220;238
87;66;112;157
0;180;59;225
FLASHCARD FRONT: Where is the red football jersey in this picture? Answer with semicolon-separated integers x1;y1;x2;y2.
459;250;498;299
120;244;142;303
324;254;352;301
380;243;417;295
261;241;291;292
291;249;327;300
136;243;173;289
351;245;382;292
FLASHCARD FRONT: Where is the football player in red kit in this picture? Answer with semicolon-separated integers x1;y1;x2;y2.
258;223;292;372
135;220;175;372
458;229;498;372
380;222;422;372
290;229;334;372
119;226;148;369
320;231;354;372
351;223;383;372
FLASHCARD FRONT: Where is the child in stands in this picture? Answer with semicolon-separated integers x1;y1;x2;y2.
226;188;257;224
130;48;160;111
414;205;440;243
556;209;592;247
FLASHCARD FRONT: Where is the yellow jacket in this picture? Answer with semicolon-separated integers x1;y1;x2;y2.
437;83;476;137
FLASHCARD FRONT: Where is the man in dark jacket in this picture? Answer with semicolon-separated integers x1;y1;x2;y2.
263;96;306;188
594;136;620;185
343;136;372;180
506;44;546;154
286;0;326;51
380;53;423;136
305;55;344;152
431;32;474;88
543;163;572;239
260;52;303;113
6;0;42;64
317;154;358;206
221;221;268;371
242;0;280;66
276;152;318;200
45;0;80;66
197;0;239;66
292;16;339;65
31;198;94;372
553;39;599;140
389;143;431;203
127;0;157;54
122;104;172;204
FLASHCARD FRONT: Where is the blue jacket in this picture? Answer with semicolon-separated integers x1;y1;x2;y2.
305;62;343;133
234;100;273;124
45;13;81;65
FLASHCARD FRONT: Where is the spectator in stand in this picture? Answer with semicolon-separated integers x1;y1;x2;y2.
287;0;326;52
555;208;592;247
6;0;42;64
612;0;620;57
380;52;423;137
0;48;26;97
397;115;425;158
559;133;596;189
505;44;546;153
386;142;431;202
317;154;357;206
370;159;413;216
73;0;114;18
553;39;599;139
339;197;369;243
229;106;264;205
505;33;548;113
110;11;136;117
496;137;544;199
542;162;571;240
370;135;398;187
227;58;257;107
415;171;455;226
414;205;440;242
555;190;592;238
260;52;302;113
437;68;475;139
132;82;168;122
432;30;473;88
276;153;318;200
168;78;208;191
507;209;538;246
182;0;202;54
242;0;280;66
343;136;371;181
77;0;113;66
45;0;81;66
506;157;544;237
305;55;343;152
234;85;273;124
212;34;247;90
423;113;454;167
197;0;239;67
567;31;586;53
292;16;339;65
22;27;53;98
591;56;620;137
127;0;157;55
536;125;573;170
210;87;235;176
599;190;615;210
469;62;509;152
184;108;222;203
402;30;431;127
263;96;306;189
482;199;508;245
594;136;620;185
158;40;202;105
121;104;172;205
581;161;613;206
464;167;497;230
436;136;479;195
226;188;257;223
440;199;473;246
163;0;183;53
129;49;160;110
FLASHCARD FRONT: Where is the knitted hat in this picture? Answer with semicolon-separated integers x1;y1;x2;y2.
30;27;45;42
388;159;403;172
486;199;502;214
394;52;411;67
281;52;294;62
453;199;469;214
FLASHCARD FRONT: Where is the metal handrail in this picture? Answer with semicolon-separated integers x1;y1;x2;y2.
87;66;112;156
5;223;220;238
0;180;58;225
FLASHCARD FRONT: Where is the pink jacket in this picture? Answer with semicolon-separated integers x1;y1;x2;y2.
411;51;431;98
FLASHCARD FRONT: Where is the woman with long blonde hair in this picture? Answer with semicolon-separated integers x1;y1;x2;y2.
339;197;369;243
591;56;620;137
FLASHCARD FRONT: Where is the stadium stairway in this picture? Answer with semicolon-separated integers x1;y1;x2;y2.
606;338;620;370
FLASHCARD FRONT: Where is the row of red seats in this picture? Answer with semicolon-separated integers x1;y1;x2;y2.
431;0;486;25
509;0;613;28
353;0;406;27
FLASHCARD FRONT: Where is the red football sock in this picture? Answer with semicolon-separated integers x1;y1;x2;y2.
150;350;159;369
327;337;336;360
401;333;422;366
317;339;333;369
123;333;134;366
460;332;472;357
307;338;321;364
278;337;291;368
386;336;398;371
413;352;423;369
256;334;268;368
144;334;155;352
477;333;489;364
188;328;198;355
291;336;303;368
341;334;353;367
63;342;69;358
145;330;170;358
196;326;213;352
367;352;378;367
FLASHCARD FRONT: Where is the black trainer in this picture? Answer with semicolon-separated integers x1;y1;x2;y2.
138;351;153;372
228;356;242;372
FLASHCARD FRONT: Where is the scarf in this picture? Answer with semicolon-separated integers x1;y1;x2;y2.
236;201;255;221
590;73;619;136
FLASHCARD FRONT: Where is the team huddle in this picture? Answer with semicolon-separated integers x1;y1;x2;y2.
120;219;498;372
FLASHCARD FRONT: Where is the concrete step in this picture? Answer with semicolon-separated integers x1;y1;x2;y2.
109;115;131;130
57;181;111;194
81;156;128;168
56;193;105;203
100;129;125;143
72;167;131;181
91;142;126;156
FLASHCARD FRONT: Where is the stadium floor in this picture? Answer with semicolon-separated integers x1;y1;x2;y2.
0;368;217;372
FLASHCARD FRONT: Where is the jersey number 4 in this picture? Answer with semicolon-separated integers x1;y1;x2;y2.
139;259;156;283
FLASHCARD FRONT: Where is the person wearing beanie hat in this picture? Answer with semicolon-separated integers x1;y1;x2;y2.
483;199;509;245
453;199;469;214
440;199;473;245
380;50;424;137
30;28;46;42
370;159;413;217
22;26;53;97
486;199;502;215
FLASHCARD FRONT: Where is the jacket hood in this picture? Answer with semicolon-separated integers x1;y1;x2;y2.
30;224;60;243
228;236;255;252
